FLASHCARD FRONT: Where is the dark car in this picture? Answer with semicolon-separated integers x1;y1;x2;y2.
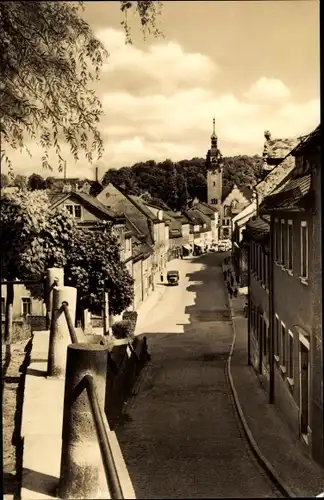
167;270;179;285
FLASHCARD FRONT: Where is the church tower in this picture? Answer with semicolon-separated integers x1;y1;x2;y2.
205;118;223;209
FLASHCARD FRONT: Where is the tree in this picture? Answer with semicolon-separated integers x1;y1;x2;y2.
0;190;75;342
0;1;162;172
28;173;46;191
0;173;9;188
13;173;27;189
65;223;134;317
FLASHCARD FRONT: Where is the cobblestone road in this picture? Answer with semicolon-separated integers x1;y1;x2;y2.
116;253;281;498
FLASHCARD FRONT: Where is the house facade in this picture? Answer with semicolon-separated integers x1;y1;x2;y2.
246;125;323;467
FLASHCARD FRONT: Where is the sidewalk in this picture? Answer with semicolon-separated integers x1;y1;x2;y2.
135;258;183;334
223;260;324;497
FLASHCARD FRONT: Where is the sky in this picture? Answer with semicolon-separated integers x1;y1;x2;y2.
5;0;320;180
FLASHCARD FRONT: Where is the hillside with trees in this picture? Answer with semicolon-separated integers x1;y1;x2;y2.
102;155;264;211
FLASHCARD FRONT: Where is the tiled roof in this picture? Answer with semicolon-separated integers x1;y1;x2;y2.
291;124;321;156
262;174;312;212
128;195;157;221
185;209;207;226
245;216;270;242
255;154;295;198
195;202;218;215
49;190;117;219
263;136;298;161
164;211;182;235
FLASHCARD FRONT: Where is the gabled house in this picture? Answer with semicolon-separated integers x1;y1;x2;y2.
191;199;219;246
245;124;323;467
232;131;298;286
184;208;210;254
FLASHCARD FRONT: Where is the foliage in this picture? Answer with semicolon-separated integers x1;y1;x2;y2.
102;155;264;211
112;319;133;339
64;223;134;315
0;1;162;173
1;173;9;188
28;173;46;191
122;310;138;336
120;0;163;42
12;174;27;189
0;190;75;282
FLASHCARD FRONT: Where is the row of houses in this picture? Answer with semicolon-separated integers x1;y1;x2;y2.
1;181;219;325
231;125;323;467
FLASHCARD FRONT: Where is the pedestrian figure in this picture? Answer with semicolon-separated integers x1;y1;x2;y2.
229;287;233;299
160;272;164;283
233;288;238;298
235;274;240;286
223;270;227;280
224;257;228;265
230;274;234;287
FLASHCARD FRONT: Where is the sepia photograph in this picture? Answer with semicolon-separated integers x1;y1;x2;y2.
1;0;322;498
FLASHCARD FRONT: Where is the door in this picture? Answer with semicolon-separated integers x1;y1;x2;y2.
299;341;310;436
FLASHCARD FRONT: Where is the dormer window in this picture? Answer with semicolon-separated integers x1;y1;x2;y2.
65;204;82;219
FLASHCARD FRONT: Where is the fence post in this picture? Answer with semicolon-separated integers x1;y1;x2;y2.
47;286;77;378
45;268;64;330
59;343;109;499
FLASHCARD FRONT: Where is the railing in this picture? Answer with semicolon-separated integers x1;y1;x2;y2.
82;374;124;500
61;301;78;344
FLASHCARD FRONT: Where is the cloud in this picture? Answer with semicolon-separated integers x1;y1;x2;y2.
97;28;217;95
244;77;291;104
3;28;319;177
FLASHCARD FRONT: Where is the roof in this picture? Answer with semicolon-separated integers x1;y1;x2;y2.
128;195;157;221
49;190;118;219
245;215;270;242
96;184;155;245
263;135;298;162
164;211;182;237
255;154;295;198
262;174;312;213
194;202;218;216
291;124;321;156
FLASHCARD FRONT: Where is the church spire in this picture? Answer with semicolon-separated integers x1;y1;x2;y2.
211;117;217;146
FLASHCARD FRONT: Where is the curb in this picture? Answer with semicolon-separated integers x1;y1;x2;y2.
223;266;295;498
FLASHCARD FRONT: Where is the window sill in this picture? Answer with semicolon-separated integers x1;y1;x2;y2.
286;269;293;276
279;364;287;375
287;377;294;387
274;355;280;363
299;276;308;286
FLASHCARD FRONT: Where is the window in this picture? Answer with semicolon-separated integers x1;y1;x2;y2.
287;220;293;271
213;181;216;187
260;249;264;284
275;314;280;357
21;297;31;316
300;221;308;279
274;218;279;262
74;205;81;218
288;330;294;380
264;253;268;289
280;219;285;266
211;198;217;205
250;302;254;332
281;322;286;367
223;228;229;237
65;204;82;219
263;322;268;357
250;242;254;272
1;297;5;316
222;219;226;226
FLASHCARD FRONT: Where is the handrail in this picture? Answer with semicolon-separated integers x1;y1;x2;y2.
61;302;78;344
82;374;124;500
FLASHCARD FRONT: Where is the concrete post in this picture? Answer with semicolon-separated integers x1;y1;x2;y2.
59;343;109;499
47;286;77;378
45;268;64;329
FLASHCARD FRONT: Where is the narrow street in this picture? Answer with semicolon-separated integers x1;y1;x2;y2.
116;253;280;498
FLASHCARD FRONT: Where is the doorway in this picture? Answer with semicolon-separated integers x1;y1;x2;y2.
299;340;310;439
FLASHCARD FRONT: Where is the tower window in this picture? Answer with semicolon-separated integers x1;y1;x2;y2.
211;198;218;205
213;181;216;187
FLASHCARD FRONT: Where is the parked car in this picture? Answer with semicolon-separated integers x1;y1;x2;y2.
218;239;232;252
167;270;179;285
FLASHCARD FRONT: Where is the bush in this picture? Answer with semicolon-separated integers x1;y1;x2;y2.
112;320;133;339
122;311;138;336
11;320;32;344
